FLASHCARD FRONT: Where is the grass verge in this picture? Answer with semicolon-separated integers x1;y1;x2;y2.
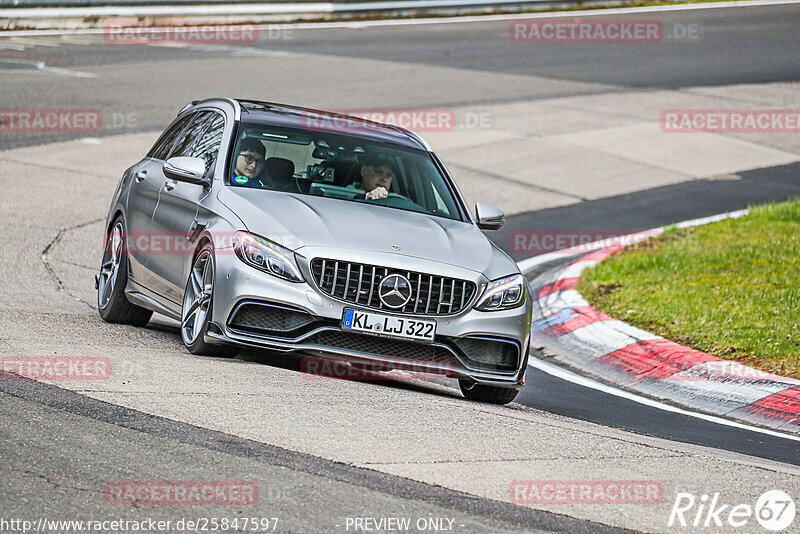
577;199;800;379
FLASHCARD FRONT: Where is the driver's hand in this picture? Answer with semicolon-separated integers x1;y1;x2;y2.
365;186;388;200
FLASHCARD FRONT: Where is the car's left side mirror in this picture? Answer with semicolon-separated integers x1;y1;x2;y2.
163;157;208;186
475;202;505;230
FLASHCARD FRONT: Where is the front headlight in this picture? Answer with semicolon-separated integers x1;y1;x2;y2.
232;231;304;283
474;274;526;311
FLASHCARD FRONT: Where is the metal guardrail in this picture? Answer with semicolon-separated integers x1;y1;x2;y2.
1;0;586;16
0;0;322;4
0;0;581;7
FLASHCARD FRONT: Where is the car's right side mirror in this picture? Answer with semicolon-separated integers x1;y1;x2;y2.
475;202;505;230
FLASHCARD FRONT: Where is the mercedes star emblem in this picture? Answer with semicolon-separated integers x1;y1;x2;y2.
378;274;412;309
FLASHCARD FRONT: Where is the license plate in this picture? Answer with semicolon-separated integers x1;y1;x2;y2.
341;309;436;343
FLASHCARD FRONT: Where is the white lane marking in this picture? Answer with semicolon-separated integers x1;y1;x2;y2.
58;35;100;45
2;0;799;36
658;376;792;406
229;48;293;57
173;43;294;57
0;58;95;77
678;360;800;386
567;319;661;350
529;357;800;442
536;300;569;318
3;2;332;17
148;42;191;48
0;42;26;51
553;260;597;281
538;289;589;314
6;36;61;47
673;208;750;229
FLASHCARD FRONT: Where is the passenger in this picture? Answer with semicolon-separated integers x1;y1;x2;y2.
232;138;268;187
348;153;398;200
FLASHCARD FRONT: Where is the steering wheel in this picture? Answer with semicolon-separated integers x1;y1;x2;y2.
363;192;423;211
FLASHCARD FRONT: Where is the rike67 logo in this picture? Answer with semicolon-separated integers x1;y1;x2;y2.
668;490;796;531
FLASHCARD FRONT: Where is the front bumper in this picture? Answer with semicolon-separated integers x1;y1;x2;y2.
208;247;531;388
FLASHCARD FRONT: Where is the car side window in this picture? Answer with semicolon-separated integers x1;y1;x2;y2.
192;113;225;177
169;111;214;160
148;114;193;160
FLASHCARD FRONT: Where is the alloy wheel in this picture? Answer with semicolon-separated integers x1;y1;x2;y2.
98;221;123;310
182;251;213;345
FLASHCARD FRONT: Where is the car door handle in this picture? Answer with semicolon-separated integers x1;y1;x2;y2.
164;179;177;191
135;171;147;182
187;219;207;243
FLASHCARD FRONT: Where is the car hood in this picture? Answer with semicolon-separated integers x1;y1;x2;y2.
217;187;509;275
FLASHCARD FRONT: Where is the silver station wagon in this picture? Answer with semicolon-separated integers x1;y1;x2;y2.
97;98;531;404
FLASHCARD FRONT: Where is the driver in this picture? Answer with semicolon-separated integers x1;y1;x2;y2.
232;138;268;187
347;153;398;200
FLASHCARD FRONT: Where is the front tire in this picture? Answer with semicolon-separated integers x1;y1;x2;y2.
181;243;238;357
97;217;153;327
459;380;519;405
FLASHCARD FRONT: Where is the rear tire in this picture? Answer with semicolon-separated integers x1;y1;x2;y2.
181;243;239;358
97;217;153;327
459;380;519;405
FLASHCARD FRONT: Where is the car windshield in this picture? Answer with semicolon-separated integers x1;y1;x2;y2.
228;123;464;221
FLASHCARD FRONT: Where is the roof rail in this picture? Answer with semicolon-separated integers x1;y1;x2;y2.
177;100;198;116
235;99;427;146
180;98;241;121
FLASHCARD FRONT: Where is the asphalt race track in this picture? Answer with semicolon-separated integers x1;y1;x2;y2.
1;3;800;533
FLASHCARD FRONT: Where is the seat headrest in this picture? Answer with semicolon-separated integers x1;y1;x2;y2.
266;157;295;181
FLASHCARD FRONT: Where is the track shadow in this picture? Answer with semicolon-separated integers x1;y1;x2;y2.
144;317;462;399
238;347;463;399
